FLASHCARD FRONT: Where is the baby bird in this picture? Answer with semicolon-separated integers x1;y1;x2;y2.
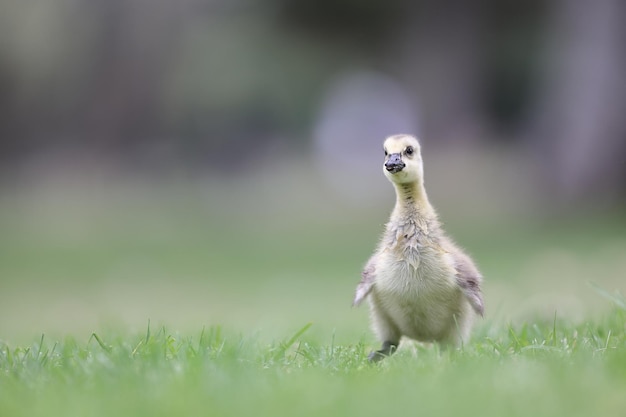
353;134;484;362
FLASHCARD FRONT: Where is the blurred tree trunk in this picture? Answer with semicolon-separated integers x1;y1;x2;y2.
528;0;626;203
83;0;181;153
391;1;488;144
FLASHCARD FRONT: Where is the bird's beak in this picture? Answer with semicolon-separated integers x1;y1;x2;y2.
385;153;405;173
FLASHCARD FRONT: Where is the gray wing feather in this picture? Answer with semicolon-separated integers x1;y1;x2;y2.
353;256;377;307
453;252;484;316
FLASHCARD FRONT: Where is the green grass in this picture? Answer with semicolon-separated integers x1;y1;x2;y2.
1;178;626;417
2;307;626;417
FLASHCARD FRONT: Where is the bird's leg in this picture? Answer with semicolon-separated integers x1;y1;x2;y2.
368;341;398;362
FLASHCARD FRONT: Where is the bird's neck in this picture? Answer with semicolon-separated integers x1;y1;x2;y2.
392;181;435;221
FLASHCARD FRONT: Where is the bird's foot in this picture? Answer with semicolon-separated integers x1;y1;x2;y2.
367;341;397;363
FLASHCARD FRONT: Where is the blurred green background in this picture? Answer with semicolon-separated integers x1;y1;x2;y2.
1;0;625;343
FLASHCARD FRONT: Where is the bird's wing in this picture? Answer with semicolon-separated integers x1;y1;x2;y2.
353;255;377;307
453;251;484;316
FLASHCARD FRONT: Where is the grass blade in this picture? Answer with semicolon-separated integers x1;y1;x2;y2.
589;282;626;310
284;323;313;350
89;333;112;353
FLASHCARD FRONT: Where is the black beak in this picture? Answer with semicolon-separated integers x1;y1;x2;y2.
385;153;405;173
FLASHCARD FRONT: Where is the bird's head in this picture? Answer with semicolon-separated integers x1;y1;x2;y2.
382;134;423;184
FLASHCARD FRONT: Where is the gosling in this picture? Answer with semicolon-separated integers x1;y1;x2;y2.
353;134;484;362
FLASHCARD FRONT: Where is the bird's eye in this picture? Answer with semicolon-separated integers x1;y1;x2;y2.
405;146;414;156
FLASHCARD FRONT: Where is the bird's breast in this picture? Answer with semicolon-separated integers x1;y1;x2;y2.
375;245;456;297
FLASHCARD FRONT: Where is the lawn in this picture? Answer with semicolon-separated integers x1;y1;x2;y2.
1;310;626;417
1;176;625;416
